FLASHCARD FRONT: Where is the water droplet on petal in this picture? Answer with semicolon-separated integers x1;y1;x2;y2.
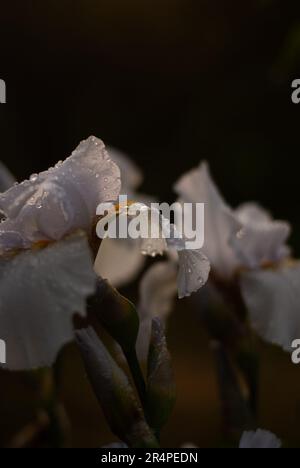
30;173;38;182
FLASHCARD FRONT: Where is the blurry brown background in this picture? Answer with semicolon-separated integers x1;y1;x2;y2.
1;0;300;447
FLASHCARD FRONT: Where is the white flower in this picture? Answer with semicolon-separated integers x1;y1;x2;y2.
0;136;121;250
231;203;290;270
0;136;121;370
174;162;291;278
240;262;300;351
0;233;96;370
96;200;210;300
94;148;147;287
174;162;241;278
239;429;281;449
175;162;296;353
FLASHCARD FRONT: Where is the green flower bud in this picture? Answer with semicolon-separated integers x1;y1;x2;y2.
88;277;139;353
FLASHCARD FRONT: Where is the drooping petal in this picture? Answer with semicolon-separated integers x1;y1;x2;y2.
0;161;16;193
0;232;96;370
136;261;177;362
94;237;145;288
239;429;281;449
231;203;291;269
177;249;210;299
174;162;240;278
0;137;121;250
240;262;300;352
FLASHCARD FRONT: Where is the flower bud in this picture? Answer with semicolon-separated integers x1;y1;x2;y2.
88;277;139;353
76;327;159;448
146;318;176;432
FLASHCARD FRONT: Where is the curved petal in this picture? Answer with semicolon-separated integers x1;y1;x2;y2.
174;162;240;278
138;261;178;322
240;262;300;351
94;237;145;288
0;232;96;370
177;249;211;299
0;137;121;250
136;261;177;362
239;429;281;449
231;203;291;269
0;161;16;193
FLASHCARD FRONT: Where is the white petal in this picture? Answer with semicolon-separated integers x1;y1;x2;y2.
108;146;143;192
174;162;240;278
240;262;300;351
235;203;272;225
0;233;96;370
177;249;210;299
0;136;121;250
136;261;177;362
138;261;178;321
239;430;281;449
0;161;16;193
94;237;145;288
231;203;291;269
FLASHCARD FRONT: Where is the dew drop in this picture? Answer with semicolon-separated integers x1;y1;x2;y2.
30;173;38;182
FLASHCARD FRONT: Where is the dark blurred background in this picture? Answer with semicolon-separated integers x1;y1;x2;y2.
1;0;300;448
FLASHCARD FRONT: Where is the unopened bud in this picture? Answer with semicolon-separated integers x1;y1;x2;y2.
88;278;139;353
